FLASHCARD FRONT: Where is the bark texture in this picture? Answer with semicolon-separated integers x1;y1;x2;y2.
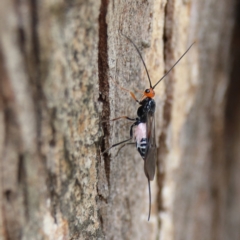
0;0;238;239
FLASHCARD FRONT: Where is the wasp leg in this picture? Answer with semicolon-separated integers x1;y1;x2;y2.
101;116;136;123
130;121;138;137
110;77;140;103
102;122;137;155
115;142;135;156
110;116;136;122
102;137;132;155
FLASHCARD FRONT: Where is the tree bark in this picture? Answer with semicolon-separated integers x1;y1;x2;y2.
0;0;238;239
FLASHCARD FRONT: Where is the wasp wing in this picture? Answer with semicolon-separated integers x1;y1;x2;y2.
144;112;157;181
144;111;157;221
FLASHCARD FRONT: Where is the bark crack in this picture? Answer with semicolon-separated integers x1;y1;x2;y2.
98;0;111;188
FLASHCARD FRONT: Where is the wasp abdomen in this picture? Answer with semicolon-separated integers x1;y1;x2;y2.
134;122;147;159
136;138;147;158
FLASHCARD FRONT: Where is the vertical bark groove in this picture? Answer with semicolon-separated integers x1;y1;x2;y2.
98;0;111;188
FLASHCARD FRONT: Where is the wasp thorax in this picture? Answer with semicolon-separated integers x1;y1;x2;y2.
144;88;155;98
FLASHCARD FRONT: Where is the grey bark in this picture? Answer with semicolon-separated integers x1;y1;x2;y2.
0;0;238;240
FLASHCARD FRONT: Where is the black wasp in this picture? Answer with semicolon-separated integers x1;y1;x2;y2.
103;33;194;221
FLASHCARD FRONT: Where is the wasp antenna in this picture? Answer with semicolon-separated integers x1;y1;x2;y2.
120;31;153;89
152;42;195;89
147;178;151;221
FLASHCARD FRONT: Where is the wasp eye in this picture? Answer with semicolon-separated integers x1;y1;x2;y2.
145;89;150;93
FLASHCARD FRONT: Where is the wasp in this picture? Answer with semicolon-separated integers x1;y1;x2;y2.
103;33;194;221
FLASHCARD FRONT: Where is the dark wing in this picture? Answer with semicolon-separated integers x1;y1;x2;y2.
144;112;157;181
144;112;157;221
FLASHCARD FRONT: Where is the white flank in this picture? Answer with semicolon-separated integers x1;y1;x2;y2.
134;123;147;142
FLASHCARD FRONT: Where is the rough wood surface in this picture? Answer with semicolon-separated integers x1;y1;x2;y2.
0;0;237;239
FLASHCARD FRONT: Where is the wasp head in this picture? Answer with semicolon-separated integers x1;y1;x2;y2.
143;88;155;98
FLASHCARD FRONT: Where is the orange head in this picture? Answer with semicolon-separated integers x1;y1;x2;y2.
143;88;155;98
